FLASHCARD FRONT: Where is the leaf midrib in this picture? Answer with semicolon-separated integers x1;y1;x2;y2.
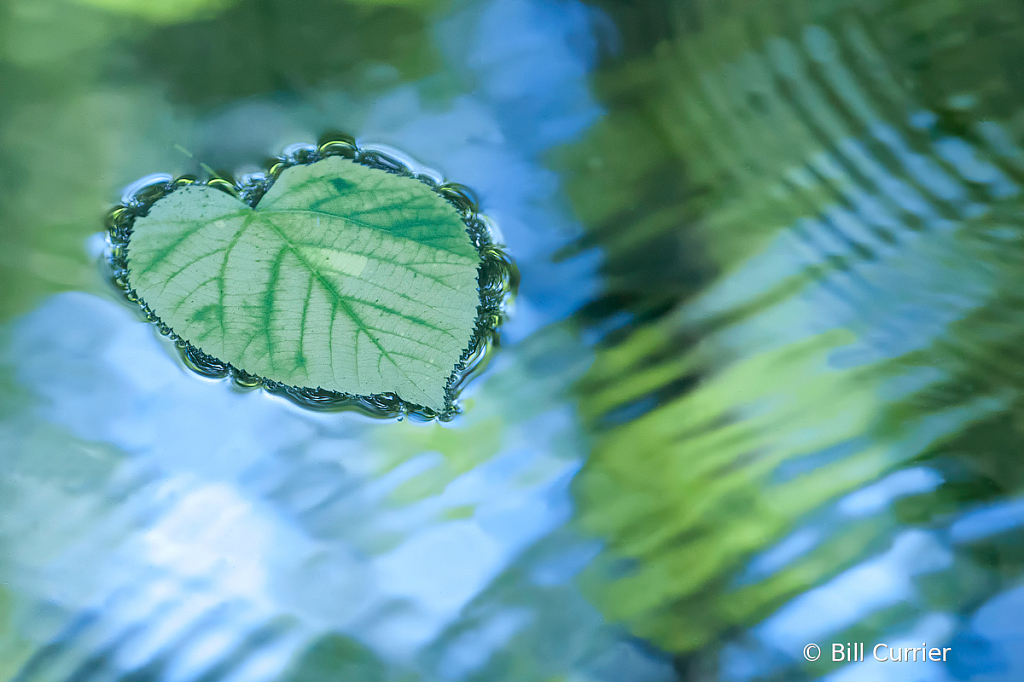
257;216;446;394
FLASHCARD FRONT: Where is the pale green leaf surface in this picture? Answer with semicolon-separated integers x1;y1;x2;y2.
126;157;480;411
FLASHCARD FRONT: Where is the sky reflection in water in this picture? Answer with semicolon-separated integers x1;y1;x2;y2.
0;1;672;680
3;0;1024;681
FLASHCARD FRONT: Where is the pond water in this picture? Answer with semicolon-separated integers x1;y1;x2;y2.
2;0;1024;681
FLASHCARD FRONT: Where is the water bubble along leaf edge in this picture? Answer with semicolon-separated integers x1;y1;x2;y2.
108;140;515;419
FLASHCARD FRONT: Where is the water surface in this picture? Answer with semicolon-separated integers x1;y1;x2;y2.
3;0;1024;681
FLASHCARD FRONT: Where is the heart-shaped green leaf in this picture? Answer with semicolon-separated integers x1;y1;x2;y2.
126;156;481;411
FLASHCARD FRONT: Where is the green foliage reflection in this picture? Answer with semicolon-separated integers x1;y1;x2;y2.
562;0;1024;672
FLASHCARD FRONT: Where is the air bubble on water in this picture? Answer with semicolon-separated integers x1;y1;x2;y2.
358;142;425;176
121;173;174;205
281;142;318;158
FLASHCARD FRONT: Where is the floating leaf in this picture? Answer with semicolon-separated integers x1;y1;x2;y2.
125;156;482;412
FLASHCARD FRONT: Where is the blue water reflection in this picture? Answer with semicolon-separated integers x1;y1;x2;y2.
0;1;673;680
5;0;1024;681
